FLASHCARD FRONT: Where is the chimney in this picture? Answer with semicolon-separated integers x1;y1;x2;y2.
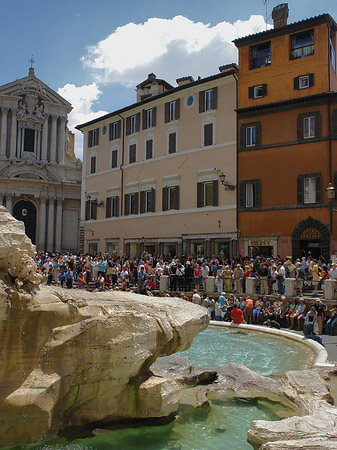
272;3;289;29
176;76;194;87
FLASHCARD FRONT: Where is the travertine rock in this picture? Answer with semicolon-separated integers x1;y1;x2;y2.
0;208;209;447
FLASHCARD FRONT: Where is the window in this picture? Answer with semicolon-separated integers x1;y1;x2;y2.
297;112;321;140
297;174;322;204
126;113;140;135
140;188;156;213
111;150;118;169
109;120;121;140
165;100;180;123
88;128;99;147
129;144;136;164
23;128;35;152
332;109;337;138
248;84;267;99
90;155;96;174
291;30;314;59
106;196;119;218
251;42;271;69
145;139;153;160
240;122;261;148
168;132;176;154
197;180;218;207
142;107;156;129
124;192;139;215
204;123;213;146
239;179;261;209
199;87;217;113
294;73;314;90
331;38;336;73
85;200;97;220
162;185;179;211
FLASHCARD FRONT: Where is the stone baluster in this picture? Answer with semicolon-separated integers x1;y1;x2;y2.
50;115;57;163
47;198;55;252
205;276;216;294
41;114;49;162
324;279;337;301
0;107;8;157
38;197;47;251
55;199;63;252
160;275;170;292
58;117;66;164
284;278;297;298
9;109;17;159
246;277;256;295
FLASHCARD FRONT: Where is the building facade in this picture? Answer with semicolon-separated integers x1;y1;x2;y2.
234;5;337;260
0;68;82;253
77;68;238;258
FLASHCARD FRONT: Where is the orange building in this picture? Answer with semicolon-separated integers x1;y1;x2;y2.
234;4;337;261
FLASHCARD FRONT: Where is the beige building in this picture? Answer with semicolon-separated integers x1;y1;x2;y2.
77;66;238;258
0;68;82;252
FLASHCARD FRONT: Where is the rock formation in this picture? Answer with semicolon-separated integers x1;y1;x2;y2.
0;206;209;447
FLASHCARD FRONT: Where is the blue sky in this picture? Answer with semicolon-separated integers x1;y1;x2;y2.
1;0;337;157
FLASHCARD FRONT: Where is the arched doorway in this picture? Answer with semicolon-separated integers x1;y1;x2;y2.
13;200;37;244
292;216;330;261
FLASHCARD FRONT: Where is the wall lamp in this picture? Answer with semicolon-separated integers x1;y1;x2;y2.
219;172;236;191
86;194;104;208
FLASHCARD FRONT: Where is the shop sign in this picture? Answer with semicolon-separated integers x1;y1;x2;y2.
300;228;321;240
248;239;271;246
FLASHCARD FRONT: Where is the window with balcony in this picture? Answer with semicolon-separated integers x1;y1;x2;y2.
250;42;271;69
197;180;218;207
291;30;314;59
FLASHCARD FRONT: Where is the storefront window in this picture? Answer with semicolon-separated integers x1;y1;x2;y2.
163;244;177;258
215;241;230;258
106;242;118;255
144;244;155;255
88;242;98;255
189;242;204;256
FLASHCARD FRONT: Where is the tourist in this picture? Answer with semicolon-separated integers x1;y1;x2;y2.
326;305;337;335
277;296;290;328
312;298;325;335
252;296;263;324
192;289;202;305
214;298;222;321
244;297;253;324
231;304;244;324
290;298;307;330
234;263;243;294
193;263;201;291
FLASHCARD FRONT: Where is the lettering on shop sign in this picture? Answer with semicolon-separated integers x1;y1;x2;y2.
248;239;271;246
300;228;321;240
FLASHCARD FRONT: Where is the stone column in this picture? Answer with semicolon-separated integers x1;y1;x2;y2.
160;275;170;292
47;198;55;252
0;107;8;157
9;109;17;159
246;277;256;296
58;117;66;164
324;279;337;301
41;114;49;162
6;194;13;214
284;278;297;298
55;199;63;252
38;197;47;251
205;239;211;258
50;115;57;163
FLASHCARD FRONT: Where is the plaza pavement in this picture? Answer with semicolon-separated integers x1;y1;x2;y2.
288;329;337;364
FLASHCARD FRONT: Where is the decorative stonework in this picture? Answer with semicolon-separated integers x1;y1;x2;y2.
292;216;330;260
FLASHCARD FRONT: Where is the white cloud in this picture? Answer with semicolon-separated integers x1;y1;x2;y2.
61;14;269;159
82;14;268;86
57;82;108;158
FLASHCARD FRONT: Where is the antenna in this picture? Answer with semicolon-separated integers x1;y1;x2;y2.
263;0;270;30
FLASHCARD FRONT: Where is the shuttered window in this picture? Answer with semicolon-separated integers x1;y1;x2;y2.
88;128;99;147
297;173;322;205
331;109;337;138
90;155;96;174
248;84;267;99
168;132;176;154
240;122;261;148
140;188;156;213
204;123;213;146
85;200;97;220
145;139;153;160
297;112;321;140
126;113;140;135
165;100;180;123
239;179;261;208
197;180;218;207
142;107;156;130
294;73;314;90
162;186;179;211
111;150;118;168
109;120;121;140
199;87;218;113
124;192;139;215
129;144;136;164
106;196;119;218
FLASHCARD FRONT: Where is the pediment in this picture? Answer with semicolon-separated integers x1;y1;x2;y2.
0;70;71;110
0;161;61;183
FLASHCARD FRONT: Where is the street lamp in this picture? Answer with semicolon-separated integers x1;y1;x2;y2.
219;172;236;191
326;183;337;232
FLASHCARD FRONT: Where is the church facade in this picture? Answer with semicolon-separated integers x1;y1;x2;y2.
0;68;81;253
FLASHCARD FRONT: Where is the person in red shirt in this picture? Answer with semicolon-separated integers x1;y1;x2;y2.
231;304;244;324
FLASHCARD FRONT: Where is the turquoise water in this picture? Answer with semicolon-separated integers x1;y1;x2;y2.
178;326;313;376
3;326;310;450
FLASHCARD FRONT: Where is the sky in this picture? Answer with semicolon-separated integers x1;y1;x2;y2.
1;0;337;158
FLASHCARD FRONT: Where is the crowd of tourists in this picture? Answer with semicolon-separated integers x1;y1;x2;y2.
34;251;337;296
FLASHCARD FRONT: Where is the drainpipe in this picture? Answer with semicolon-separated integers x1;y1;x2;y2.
118;114;125;216
232;70;239;257
327;21;332;183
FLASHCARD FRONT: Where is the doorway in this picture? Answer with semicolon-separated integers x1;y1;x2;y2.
13;200;37;244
